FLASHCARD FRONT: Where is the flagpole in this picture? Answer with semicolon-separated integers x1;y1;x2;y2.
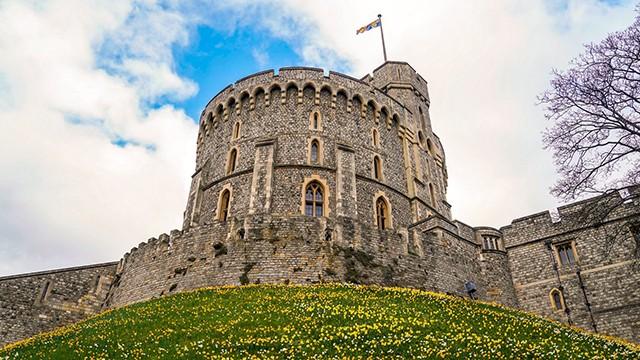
378;14;388;62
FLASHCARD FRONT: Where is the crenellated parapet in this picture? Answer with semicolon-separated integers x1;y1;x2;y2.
501;185;640;248
106;213;501;309
198;67;410;143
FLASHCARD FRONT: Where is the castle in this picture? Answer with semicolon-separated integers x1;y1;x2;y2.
1;61;639;346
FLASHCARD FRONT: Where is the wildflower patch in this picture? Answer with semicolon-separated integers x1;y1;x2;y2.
1;284;638;359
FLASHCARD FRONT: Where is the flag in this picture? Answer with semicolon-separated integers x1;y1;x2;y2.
356;18;381;35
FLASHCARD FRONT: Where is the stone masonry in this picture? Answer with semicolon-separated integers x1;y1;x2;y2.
0;262;117;346
1;61;639;346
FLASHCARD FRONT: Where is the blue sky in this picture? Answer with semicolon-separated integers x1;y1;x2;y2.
174;26;313;121
0;0;637;275
171;19;356;122
151;0;631;123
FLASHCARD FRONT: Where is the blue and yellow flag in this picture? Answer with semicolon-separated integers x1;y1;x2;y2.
356;18;381;35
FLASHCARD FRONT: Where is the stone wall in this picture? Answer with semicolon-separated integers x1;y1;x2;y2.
0;262;117;347
106;214;490;309
503;188;640;342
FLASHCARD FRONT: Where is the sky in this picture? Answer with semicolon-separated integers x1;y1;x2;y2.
0;0;637;276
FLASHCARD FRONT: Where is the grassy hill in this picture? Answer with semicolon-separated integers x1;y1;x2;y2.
1;284;638;359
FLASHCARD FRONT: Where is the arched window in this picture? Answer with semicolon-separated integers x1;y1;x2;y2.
373;156;382;180
255;88;266;108
391;114;400;127
232;122;240;140
310;111;322;130
429;183;436;207
310;140;319;163
426;138;434;155
218;189;231;221
549;289;565;311
227;98;236;117
375;197;390;230
227;148;237;174
372;129;379;148
304;182;324;217
380;108;389;126
418;131;425;148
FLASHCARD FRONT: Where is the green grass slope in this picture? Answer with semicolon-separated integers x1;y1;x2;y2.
1;285;638;359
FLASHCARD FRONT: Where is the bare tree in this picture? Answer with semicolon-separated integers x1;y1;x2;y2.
539;12;640;201
539;10;640;262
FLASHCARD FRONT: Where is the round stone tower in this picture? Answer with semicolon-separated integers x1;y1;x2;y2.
185;62;449;231
105;63;497;309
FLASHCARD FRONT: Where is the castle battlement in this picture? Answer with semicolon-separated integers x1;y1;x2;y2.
202;65;414;127
502;186;639;248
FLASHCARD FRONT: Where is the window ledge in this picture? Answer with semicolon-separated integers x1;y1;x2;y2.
481;248;506;254
558;263;580;271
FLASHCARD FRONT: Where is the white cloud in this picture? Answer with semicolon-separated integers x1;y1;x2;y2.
0;0;311;276
0;0;197;275
120;59;198;101
251;48;270;68
278;0;638;227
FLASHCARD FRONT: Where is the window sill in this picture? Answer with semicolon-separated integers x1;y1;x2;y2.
481;248;506;254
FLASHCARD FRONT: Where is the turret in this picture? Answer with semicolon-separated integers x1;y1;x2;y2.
364;62;450;220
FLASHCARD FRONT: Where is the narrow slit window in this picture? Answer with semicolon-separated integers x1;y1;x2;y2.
93;275;102;294
310;111;322;130
550;289;564;310
37;280;52;304
232;122;240;140
219;190;230;221
310;140;319;163
374;156;382;180
227;149;237;174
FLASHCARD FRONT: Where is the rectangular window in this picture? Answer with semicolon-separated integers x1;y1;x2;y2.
556;242;576;266
482;235;499;250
